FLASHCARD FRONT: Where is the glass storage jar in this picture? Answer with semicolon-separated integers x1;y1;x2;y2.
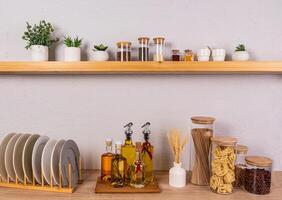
116;41;131;61
210;136;237;195
184;49;194;61
138;37;149;61
171;49;180;61
153;37;165;62
244;156;272;195
234;144;248;188
190;116;215;185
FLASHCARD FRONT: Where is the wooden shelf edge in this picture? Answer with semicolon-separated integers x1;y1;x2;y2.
0;61;281;74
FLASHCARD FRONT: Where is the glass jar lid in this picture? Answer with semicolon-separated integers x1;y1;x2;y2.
191;116;215;124
245;156;272;167
153;37;165;44
237;144;248;154
211;136;237;146
138;37;150;44
116;41;132;48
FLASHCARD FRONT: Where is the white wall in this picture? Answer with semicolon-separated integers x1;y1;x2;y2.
0;0;282;170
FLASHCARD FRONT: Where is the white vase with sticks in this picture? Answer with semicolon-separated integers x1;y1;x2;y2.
167;129;188;188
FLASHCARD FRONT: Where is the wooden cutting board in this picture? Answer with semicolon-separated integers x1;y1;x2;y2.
95;177;161;193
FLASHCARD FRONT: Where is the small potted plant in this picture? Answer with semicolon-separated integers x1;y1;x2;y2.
91;44;109;61
232;44;250;61
64;36;83;61
22;20;59;61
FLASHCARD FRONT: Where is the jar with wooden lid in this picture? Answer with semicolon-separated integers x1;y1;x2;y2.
244;156;272;195
234;144;248;188
138;37;149;61
184;49;194;61
116;41;131;61
210;136;237;194
153;37;165;62
190;116;215;186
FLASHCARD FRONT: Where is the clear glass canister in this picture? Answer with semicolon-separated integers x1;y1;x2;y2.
244;156;272;195
116;41;131;61
184;49;194;61
234;144;248;188
138;37;149;61
210;136;237;194
153;37;165;62
171;49;180;61
190;116;215;185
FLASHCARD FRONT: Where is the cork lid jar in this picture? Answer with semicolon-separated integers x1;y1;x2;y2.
245;156;272;167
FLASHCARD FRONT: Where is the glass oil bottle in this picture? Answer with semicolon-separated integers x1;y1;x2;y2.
121;122;136;179
101;138;113;182
141;122;154;183
111;141;127;187
130;142;145;188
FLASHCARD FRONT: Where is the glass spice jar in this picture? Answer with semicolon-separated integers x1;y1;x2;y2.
234;144;248;188
116;41;131;61
171;49;180;61
184;49;194;61
244;156;272;195
138;37;150;61
210;136;237;195
190;116;215;186
153;37;165;62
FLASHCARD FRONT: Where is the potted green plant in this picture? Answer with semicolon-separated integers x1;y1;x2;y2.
91;44;109;61
232;44;250;61
22;20;59;61
64;36;83;61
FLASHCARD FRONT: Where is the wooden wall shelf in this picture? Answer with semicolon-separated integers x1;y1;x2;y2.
0;61;281;74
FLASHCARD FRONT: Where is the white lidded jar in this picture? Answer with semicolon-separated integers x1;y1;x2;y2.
30;45;48;61
64;47;81;61
212;48;226;61
197;48;211;61
169;162;186;187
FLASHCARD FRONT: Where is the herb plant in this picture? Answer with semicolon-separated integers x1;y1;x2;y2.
93;44;108;51
22;20;59;49
64;36;83;47
235;44;246;52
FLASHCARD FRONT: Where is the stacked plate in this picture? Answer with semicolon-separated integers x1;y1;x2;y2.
0;133;80;188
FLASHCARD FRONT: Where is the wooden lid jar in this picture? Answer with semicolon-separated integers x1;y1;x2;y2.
116;41;131;61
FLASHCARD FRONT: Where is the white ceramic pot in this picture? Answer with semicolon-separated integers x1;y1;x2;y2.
91;51;109;61
169;162;186;187
197;48;211;61
64;47;81;61
212;48;226;61
232;51;250;61
30;45;48;61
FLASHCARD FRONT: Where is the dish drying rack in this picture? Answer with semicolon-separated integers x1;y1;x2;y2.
0;157;83;193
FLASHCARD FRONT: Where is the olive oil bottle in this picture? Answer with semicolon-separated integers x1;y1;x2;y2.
101;138;113;182
121;122;136;179
130;142;145;188
141;122;154;183
111;141;127;187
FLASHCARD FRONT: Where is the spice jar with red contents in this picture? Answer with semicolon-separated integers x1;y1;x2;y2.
116;41;131;61
171;49;180;61
234;144;248;188
153;37;165;62
244;156;272;195
138;37;149;61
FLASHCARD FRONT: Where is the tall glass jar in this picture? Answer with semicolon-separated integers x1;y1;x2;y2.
116;41;131;61
190;116;215;185
210;136;237;194
244;156;272;195
153;37;165;62
234;144;248;188
138;37;149;61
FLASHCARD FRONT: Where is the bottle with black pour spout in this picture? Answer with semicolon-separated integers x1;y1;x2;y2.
141;122;154;183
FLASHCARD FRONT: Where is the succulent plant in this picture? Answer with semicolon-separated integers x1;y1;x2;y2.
93;44;108;51
64;36;83;47
235;44;246;52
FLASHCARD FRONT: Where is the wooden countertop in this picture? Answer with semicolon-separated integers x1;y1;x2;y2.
0;170;281;200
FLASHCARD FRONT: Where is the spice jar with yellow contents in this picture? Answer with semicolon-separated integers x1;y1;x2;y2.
234;144;248;188
116;41;131;61
153;37;165;62
190;116;215;186
184;49;194;61
210;136;237;195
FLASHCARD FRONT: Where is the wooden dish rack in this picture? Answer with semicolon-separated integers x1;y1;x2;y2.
0;157;83;193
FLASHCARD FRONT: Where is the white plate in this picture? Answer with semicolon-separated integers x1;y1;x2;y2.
60;140;80;187
5;134;22;182
51;139;65;185
32;136;49;184
42;139;57;185
0;133;16;181
13;134;31;183
22;134;40;183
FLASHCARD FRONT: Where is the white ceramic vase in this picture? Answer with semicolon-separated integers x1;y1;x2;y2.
212;48;226;61
91;51;109;61
232;51;250;61
197;48;211;61
30;45;48;61
64;47;81;61
169;162;186;187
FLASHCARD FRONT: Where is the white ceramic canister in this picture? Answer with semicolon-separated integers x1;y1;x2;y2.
232;51;250;61
197;48;211;61
30;45;49;61
91;51;109;61
64;47;81;61
212;48;226;61
169;162;186;187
